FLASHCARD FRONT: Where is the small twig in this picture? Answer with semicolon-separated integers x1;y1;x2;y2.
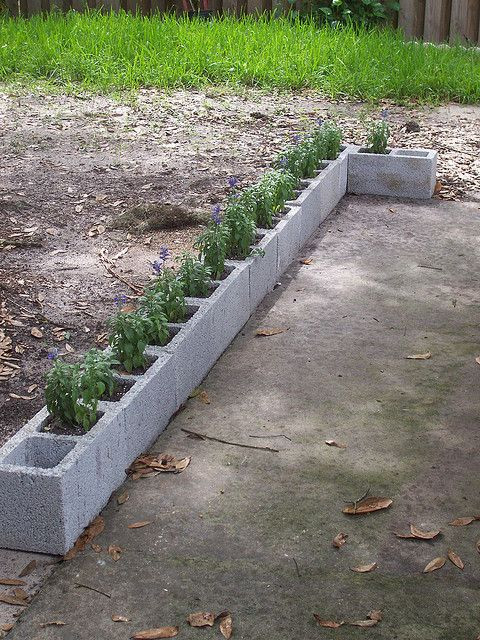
249;434;292;442
343;487;370;513
292;557;301;578
418;264;443;271
101;261;143;295
181;428;279;453
74;583;111;598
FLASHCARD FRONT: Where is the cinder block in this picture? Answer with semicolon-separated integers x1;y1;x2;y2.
347;147;437;199
275;205;302;277
247;229;278;312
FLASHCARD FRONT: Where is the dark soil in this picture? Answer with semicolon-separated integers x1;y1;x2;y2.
41;415;87;437
102;379;135;402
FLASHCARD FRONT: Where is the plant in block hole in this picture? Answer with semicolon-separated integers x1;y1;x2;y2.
223;199;257;260
366;110;390;154
177;252;212;298
194;206;229;280
249;170;297;228
148;266;187;323
320;121;342;160
45;349;117;431
108;310;153;373
137;288;170;346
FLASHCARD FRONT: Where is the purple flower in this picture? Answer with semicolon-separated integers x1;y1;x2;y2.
317;118;324;127
381;109;389;120
228;176;238;189
292;134;301;144
114;293;127;307
279;156;288;167
47;347;58;360
152;246;170;274
211;205;222;225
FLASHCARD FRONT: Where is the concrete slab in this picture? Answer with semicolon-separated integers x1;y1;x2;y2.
4;196;480;639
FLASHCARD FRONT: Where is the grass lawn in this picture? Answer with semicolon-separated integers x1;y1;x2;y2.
0;12;479;102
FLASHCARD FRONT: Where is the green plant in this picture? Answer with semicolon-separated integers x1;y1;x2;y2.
320;121;342;160
249;170;297;228
366;113;390;154
194;207;229;279
148;266;187;323
108;310;152;373
45;348;117;431
177;252;212;297
313;0;399;25
223;199;257;259
137;288;170;345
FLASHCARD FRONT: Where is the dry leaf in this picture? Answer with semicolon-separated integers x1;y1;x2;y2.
300;258;313;265
13;588;28;601
476;539;480;555
434;180;443;195
91;543;102;553
406;352;431;360
313;615;344;628
117;492;129;505
187;612;215;627
128;521;152;529
65;343;75;353
0;579;26;586
198;390;211;404
131;628;179;639
350;619;378;627
475;356;480;365
39;621;66;628
1;624;14;632
18;560;36;577
368;610;382;622
447;549;464;570
343;497;392;515
351;562;377;573
0;592;28;606
333;532;348;548
423;557;446;573
255;328;285;337
448;516;476;526
30;327;43;338
108;544;122;561
64;516;105;560
128;453;191;478
218;613;233;639
409;525;441;540
112;615;131;622
325;440;347;448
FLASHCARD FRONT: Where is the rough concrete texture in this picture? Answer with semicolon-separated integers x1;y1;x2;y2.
5;195;480;639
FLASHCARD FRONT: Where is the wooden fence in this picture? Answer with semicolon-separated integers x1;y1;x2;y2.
4;0;480;46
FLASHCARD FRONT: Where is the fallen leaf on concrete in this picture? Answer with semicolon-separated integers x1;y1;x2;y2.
313;615;344;628
197;390;211;404
255;328;285;337
187;612;215;627
108;544;122;561
39;621;66;628
215;611;233;640
351;563;377;573
406;352;431;360
0;579;26;586
333;532;348;548
0;592;28;606
1;624;14;632
397;525;441;540
299;258;313;265
447;549;464;570
476;540;480;554
128;454;191;478
64;516;105;560
112;615;131;622
131;628;179;639
343;497;392;515
475;356;480;365
117;492;129;505
13;588;28;601
350;619;378;627
325;440;347;449
368;610;383;622
18;560;36;577
91;544;102;553
423;557;446;573
448;516;478;526
127;521;152;529
30;327;43;338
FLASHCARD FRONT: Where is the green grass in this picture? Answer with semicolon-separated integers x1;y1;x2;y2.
0;11;479;102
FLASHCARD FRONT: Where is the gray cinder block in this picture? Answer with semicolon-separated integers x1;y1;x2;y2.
347;147;437;199
247;229;278;312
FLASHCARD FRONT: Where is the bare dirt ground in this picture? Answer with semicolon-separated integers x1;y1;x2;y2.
1;88;479;446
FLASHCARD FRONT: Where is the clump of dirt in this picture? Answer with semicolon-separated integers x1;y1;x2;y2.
112;203;204;233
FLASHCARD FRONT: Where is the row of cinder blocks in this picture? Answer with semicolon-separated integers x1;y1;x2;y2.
0;145;437;554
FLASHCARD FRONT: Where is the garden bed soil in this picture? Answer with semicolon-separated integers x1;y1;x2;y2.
1;89;479;447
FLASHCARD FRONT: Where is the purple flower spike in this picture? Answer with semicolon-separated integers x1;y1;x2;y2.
317;118;324;127
114;293;127;307
381;109;389;120
292;134;301;144
47;347;59;360
152;246;170;274
211;204;222;225
228;176;238;189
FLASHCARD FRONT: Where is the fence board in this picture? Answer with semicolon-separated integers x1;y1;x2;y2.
450;0;480;42
398;0;426;38
223;0;245;15
5;0;20;15
247;0;270;12
423;0;451;42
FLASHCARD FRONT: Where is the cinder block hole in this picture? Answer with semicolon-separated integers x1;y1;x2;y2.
3;436;76;469
393;149;429;157
358;147;393;155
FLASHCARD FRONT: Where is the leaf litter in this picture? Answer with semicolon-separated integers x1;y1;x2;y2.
332;532;348;548
395;524;441;540
64;516;105;560
128;453;191;480
423;557;446;573
343;497;392;515
131;627;179;639
447;549;464;570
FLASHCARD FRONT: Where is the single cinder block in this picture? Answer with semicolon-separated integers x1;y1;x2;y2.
347;147;437;199
247;229;278;312
275;205;302;277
